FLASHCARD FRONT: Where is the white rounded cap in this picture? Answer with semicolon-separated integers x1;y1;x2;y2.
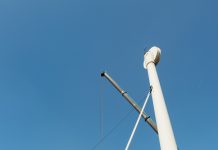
143;46;161;69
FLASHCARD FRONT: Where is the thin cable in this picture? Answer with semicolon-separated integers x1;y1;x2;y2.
99;81;104;139
90;108;134;150
90;90;151;150
125;89;151;150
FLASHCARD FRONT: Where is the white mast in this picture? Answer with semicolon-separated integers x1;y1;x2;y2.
143;47;178;150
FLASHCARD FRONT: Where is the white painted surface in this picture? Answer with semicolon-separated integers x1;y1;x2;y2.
144;47;177;150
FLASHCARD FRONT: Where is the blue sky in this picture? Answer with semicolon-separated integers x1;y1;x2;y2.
0;0;218;149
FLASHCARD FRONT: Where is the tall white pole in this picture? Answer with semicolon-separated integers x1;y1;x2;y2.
143;47;178;150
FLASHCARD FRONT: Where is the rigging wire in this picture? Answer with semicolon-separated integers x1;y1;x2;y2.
90;88;151;150
99;80;104;139
90;107;134;150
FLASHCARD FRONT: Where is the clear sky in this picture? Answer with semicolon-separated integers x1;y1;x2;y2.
0;0;218;150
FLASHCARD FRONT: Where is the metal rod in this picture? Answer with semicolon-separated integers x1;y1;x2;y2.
125;89;151;150
101;71;158;134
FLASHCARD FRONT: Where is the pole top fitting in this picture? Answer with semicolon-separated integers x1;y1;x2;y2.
143;46;161;69
101;71;106;77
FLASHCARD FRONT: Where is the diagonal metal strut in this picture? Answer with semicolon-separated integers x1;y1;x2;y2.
101;71;158;134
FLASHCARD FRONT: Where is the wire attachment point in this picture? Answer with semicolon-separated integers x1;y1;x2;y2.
144;116;151;122
149;86;153;93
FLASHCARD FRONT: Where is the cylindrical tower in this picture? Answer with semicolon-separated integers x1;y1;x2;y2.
144;47;177;150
